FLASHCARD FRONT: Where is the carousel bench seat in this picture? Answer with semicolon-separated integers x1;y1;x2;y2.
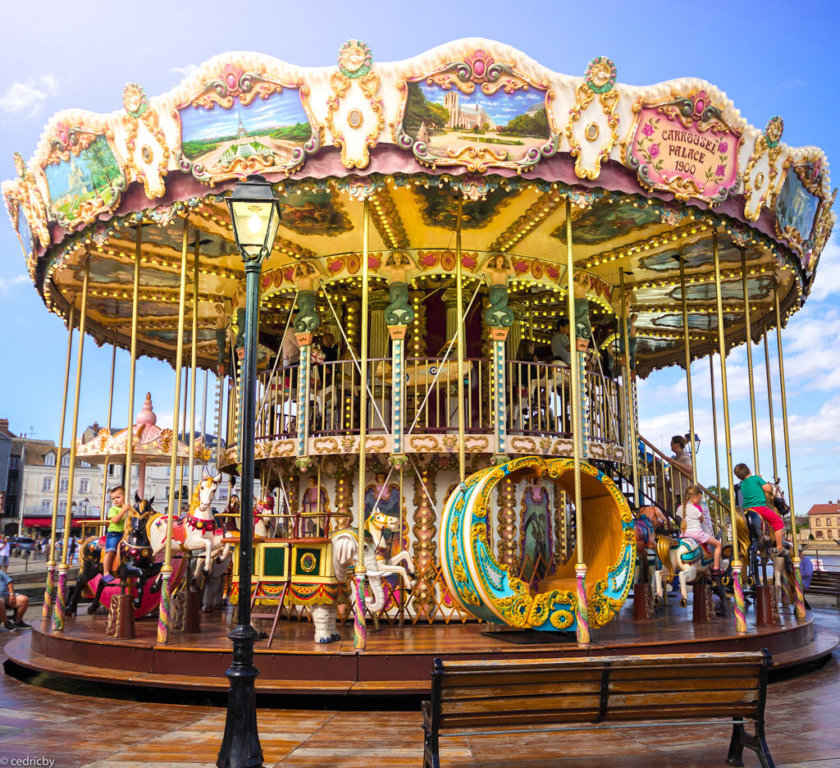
422;650;774;768
805;569;840;605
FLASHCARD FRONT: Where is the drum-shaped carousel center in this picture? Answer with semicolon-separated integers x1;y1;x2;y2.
3;39;836;692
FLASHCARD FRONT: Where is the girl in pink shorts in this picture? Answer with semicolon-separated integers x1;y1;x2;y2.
680;485;723;574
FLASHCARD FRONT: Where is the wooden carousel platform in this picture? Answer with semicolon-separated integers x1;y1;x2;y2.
6;597;838;697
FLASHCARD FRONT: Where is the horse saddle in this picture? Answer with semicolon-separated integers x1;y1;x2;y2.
96;536;124;570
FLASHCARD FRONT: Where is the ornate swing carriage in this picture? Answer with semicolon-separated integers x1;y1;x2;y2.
3;38;836;690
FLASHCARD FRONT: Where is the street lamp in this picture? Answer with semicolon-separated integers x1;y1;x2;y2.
685;432;701;456
218;175;280;768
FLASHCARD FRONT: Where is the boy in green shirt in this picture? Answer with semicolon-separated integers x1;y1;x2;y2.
734;463;785;555
102;485;130;583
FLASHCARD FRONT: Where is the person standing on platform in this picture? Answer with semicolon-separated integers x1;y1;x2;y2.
0;536;9;573
102;485;130;583
670;435;693;508
734;463;785;555
550;318;571;367
0;570;29;629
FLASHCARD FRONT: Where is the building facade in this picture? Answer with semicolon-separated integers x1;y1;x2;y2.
807;502;840;541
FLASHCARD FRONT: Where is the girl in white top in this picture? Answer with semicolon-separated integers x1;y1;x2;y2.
680;484;723;574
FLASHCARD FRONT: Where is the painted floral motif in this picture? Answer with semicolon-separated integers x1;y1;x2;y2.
337;40;372;78
764;116;784;149
635;117;664;171
584;56;616;94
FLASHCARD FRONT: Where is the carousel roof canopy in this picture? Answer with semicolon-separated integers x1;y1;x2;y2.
2;39;835;374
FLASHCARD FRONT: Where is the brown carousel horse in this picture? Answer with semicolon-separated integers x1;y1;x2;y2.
67;496;162;615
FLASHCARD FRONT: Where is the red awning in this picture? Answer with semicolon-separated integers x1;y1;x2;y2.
23;517;102;528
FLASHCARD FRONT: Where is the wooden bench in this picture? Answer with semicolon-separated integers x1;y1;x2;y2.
422;651;774;768
805;569;840;606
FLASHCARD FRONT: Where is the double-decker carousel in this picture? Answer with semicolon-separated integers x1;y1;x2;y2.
3;39;837;694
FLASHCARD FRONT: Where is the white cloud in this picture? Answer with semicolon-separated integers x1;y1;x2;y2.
0;274;29;293
809;236;840;302
0;75;58;118
172;64;198;79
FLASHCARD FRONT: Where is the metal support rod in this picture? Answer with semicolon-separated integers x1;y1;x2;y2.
355;198;370;650
713;230;746;633
741;248;760;475
455;196;466;485
188;237;200;496
43;302;75;621
679;256;697;482
618;269;639;507
99;335;117;520
53;261;90;632
709;352;722;532
124;226;142;504
565;198;589;645
774;277;805;617
158;218;190;645
763;332;779;479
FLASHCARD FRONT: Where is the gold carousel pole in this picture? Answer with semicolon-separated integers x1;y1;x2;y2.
124;225;141;508
763;332;779;479
679;256;697;482
566;198;589;644
618;269;639;508
99;335;117;521
740;248;761;476
709;352;723;530
42;302;75;622
53;261;90;632
456;197;466;486
774;278;805;618
712;230;746;634
158;217;190;644
354;199;370;650
188;237;199;497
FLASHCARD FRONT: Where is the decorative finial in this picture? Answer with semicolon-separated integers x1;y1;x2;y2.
136;392;157;426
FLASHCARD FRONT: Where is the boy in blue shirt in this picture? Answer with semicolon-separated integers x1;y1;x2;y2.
0;571;30;630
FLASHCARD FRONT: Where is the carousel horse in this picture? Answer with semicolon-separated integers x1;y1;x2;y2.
654;532;729;614
234;494;277;538
147;474;230;584
733;508;794;606
634;505;667;601
310;510;414;643
67;496;161;615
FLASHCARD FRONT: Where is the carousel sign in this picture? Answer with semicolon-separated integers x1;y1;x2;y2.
627;90;742;204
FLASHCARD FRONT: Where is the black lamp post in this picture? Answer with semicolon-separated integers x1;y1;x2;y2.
685;432;701;456
218;174;280;768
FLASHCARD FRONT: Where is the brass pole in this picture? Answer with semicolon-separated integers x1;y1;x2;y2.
740;248;760;475
679;256;697;482
354;199;370;650
188;237;200;497
763;332;779;479
455;196;466;485
618;268;639;505
713;230;746;633
709;352;722;532
99;335;117;521
158;218;190;644
565;198;589;644
53;261;90;632
774;277;805;617
124;226;142;505
43;302;75;621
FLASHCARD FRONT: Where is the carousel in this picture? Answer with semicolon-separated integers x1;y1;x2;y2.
3;38;838;694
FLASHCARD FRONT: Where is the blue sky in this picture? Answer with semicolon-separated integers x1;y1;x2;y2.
1;0;839;514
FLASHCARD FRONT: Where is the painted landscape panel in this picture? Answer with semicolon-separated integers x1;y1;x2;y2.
777;170;819;243
44;136;123;222
403;81;549;161
553;199;660;245
179;89;311;177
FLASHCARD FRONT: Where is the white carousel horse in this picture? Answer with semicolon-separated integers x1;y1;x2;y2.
235;495;276;539
654;533;729;609
311;510;414;644
147;474;230;580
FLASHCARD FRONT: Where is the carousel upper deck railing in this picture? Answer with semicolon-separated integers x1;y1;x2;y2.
233;355;624;453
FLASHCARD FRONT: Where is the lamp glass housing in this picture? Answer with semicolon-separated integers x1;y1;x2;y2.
227;175;281;261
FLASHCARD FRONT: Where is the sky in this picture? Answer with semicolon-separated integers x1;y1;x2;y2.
1;0;839;514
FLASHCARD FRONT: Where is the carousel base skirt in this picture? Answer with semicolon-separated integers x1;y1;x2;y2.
6;600;837;697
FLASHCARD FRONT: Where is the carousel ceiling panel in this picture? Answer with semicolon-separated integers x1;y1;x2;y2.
637;238;745;274
553;198;663;247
